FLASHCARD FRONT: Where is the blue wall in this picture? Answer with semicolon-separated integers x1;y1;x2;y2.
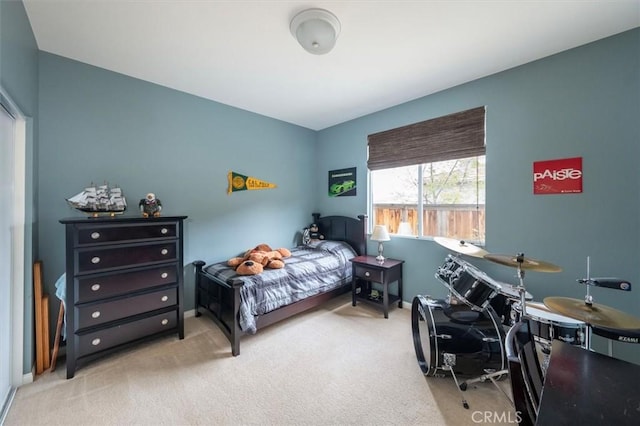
316;28;640;362
37;52;318;315
4;0;640;373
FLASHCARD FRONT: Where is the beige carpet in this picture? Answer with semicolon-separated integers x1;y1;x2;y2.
5;294;514;425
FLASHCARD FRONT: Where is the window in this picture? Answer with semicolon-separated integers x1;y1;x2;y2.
368;107;486;244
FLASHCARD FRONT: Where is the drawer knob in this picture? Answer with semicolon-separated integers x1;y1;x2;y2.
161;248;169;255
161;295;169;302
161;228;168;234
90;232;101;240
91;283;101;291
91;311;101;319
161;272;168;279
91;338;101;346
91;256;101;264
161;319;169;326
365;271;370;277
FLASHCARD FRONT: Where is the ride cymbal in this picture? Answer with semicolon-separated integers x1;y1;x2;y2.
483;253;562;273
433;237;489;258
544;296;640;329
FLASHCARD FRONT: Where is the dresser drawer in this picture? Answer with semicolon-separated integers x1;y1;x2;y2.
76;287;178;329
76;223;177;245
76;311;178;358
354;265;384;283
76;266;178;303
77;242;177;273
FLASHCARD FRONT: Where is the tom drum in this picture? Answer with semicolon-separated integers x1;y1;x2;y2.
489;282;533;327
447;260;501;311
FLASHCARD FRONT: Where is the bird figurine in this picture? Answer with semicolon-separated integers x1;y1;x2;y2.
139;192;162;218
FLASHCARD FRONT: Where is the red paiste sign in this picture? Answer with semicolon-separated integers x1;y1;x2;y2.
533;157;583;195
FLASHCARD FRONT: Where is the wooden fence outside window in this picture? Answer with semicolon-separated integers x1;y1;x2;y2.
373;203;485;242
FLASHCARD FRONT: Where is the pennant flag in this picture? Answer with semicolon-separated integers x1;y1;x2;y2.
228;171;277;194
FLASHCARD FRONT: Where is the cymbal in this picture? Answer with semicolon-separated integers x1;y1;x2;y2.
544;296;640;329
433;237;489;258
483;253;562;273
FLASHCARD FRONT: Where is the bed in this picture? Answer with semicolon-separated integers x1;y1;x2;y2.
194;213;367;355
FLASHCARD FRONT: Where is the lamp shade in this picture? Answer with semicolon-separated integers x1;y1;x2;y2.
370;225;391;242
290;8;341;55
397;222;412;236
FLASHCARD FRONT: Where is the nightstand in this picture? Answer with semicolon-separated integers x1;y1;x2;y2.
350;255;404;318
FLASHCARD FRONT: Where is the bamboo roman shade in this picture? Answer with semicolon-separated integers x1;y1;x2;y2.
367;106;486;170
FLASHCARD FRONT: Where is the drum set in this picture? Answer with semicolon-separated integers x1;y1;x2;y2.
411;238;640;410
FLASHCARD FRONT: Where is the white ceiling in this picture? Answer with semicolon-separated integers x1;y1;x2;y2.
23;1;640;130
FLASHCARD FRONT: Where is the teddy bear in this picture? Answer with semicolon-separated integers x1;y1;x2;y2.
227;244;291;275
308;223;324;241
235;260;264;276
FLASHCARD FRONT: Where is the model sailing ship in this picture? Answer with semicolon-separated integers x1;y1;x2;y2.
66;183;127;217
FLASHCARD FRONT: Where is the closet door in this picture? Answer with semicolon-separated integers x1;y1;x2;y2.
0;103;15;414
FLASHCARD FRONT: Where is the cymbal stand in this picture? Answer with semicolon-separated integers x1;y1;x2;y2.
515;253;528;318
583;256;594;306
583;256;594;351
579;256;612;354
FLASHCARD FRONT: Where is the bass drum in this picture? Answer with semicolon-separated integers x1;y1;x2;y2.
411;295;506;377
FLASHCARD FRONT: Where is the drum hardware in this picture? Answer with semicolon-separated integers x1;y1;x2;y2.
578;278;632;291
489;282;533;328
484;253;561;319
441;353;470;409
459;368;513;406
411;295;507;410
576;256;631;311
577;278;631;359
513;301;588;375
541;256;639;356
544;296;640;353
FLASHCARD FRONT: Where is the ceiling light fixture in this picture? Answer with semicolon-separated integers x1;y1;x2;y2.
290;8;341;55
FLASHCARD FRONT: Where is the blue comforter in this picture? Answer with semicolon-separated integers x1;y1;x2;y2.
204;240;357;333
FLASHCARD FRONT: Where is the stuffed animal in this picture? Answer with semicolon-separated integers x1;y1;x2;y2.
302;227;311;245
139;193;162;218
308;223;324;241
235;260;264;276
227;244;291;275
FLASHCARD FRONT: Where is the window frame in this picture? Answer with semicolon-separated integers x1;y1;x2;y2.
367;106;486;243
368;155;485;244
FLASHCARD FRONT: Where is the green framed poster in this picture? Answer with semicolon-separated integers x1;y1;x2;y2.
328;167;356;197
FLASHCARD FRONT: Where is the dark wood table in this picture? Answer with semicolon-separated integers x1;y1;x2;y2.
536;340;640;425
350;255;404;318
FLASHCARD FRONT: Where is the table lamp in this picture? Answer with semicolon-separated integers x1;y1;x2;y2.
370;225;391;262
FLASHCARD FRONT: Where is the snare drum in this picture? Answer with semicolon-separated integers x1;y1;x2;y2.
489;282;533;327
518;302;586;348
447;260;501;311
411;295;506;378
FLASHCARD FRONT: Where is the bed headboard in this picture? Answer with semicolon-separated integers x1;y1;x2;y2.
313;213;368;256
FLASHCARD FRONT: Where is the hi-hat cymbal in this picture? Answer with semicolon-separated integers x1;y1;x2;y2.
544;296;640;329
433;237;489;258
483;253;562;273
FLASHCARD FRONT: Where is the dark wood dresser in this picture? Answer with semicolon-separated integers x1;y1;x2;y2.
59;215;187;378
